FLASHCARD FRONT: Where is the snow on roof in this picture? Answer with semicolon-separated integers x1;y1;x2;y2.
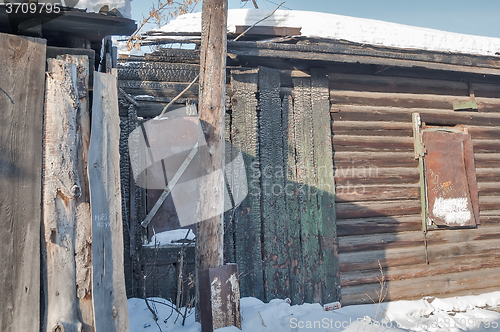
155;8;500;57
75;0;132;18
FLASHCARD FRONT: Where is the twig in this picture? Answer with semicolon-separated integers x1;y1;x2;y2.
158;74;199;118
233;2;285;41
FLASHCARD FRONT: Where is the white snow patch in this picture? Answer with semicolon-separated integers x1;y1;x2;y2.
432;197;471;226
128;291;500;332
146;229;195;246
152;9;500;56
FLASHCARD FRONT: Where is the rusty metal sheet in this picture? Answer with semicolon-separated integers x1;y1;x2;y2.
198;264;242;332
422;131;477;228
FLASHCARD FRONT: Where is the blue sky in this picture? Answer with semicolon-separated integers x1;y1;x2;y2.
130;0;500;38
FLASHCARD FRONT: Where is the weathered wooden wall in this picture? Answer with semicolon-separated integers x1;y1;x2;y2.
118;41;500;307
0;32;45;332
331;71;500;305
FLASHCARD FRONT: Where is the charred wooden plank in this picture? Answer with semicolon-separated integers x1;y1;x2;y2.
118;62;199;82
227;41;500;76
282;94;303;305
336;199;421;219
259;67;290;301
336;215;422;237
119;80;199;98
230;68;264;299
328;73;469;96
311;68;339;304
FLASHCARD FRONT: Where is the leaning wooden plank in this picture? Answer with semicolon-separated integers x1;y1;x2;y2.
341;266;500;305
0;33;45;332
43;58;84;332
89;71;130;332
57;54;94;332
311;68;339;304
230;68;264;299
293;77;322;303
259;66;290;301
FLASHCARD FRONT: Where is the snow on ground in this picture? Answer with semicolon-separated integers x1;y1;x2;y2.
129;291;500;332
151;9;500;57
146;229;195;246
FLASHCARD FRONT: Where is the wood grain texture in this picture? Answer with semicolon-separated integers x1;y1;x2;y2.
89;71;129;332
43;58;84;332
57;54;94;332
229;68;264;299
0;32;45;332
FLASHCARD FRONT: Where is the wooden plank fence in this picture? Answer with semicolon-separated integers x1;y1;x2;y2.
0;32;46;332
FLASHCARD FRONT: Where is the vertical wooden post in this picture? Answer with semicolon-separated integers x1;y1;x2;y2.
195;0;228;325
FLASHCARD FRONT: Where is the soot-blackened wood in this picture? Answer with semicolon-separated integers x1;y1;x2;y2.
57;54;94;332
293;77;322;303
195;0;228;327
43;59;84;332
230;68;264;298
89;72;130;332
258;67;290;301
328;72;470;96
311;68;339;303
0;33;45;332
223;110;236;264
117;62;199;82
119;80;199;98
282;94;303;305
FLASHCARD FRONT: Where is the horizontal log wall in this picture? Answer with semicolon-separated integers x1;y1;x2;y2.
331;71;500;305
